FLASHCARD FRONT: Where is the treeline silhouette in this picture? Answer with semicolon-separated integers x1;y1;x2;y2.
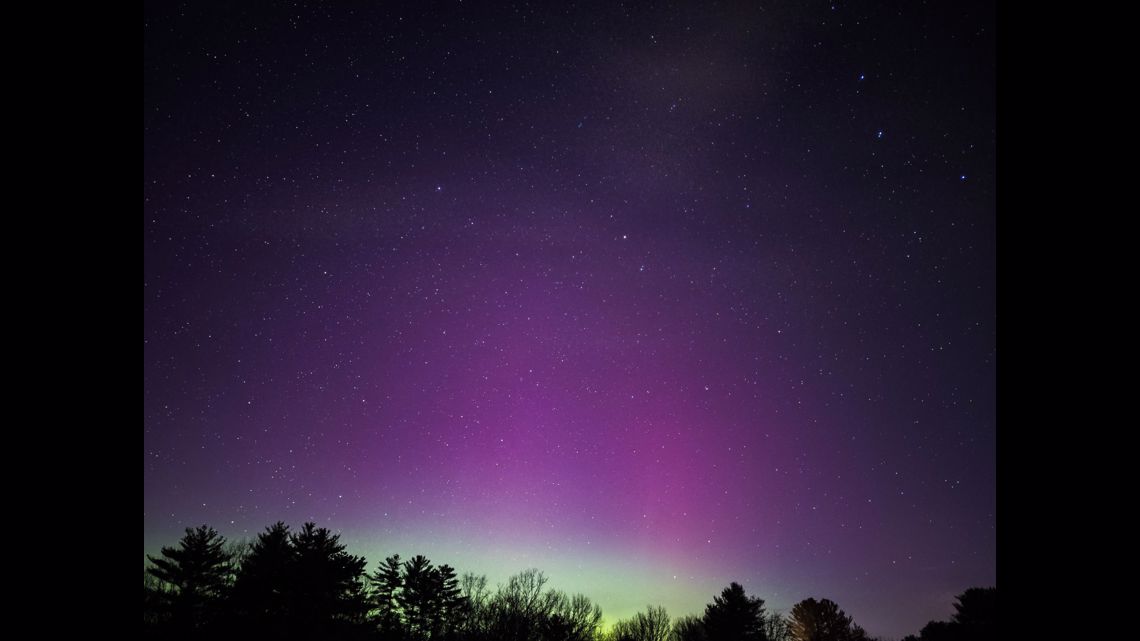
144;523;995;641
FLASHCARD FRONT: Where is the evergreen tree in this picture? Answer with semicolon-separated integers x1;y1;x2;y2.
400;554;436;639
372;554;405;636
290;522;370;634
951;587;995;636
433;563;466;637
907;587;996;641
231;521;295;632
702;582;768;641
145;525;233;633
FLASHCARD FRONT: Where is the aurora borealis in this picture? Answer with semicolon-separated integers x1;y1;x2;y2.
144;2;996;638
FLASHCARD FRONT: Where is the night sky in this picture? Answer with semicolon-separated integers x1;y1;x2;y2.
144;2;995;638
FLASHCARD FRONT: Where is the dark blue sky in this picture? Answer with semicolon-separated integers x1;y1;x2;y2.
144;2;995;637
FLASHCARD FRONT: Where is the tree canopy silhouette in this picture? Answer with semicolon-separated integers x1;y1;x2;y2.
951;587;995;631
393;554;469;639
145;525;233;633
143;519;992;641
701;582;768;641
226;521;371;638
457;568;602;641
788;597;866;641
371;553;405;636
290;522;371;632
230;521;294;633
612;604;671;641
669;614;707;641
901;587;996;641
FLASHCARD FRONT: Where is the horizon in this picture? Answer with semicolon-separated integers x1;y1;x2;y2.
144;515;986;638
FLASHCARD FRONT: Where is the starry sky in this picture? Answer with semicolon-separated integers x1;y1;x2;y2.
143;2;995;638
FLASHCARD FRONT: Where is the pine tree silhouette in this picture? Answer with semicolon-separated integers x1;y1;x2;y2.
145;525;233;634
702;582;768;641
372;554;405;636
231;521;294;635
290;522;371;635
